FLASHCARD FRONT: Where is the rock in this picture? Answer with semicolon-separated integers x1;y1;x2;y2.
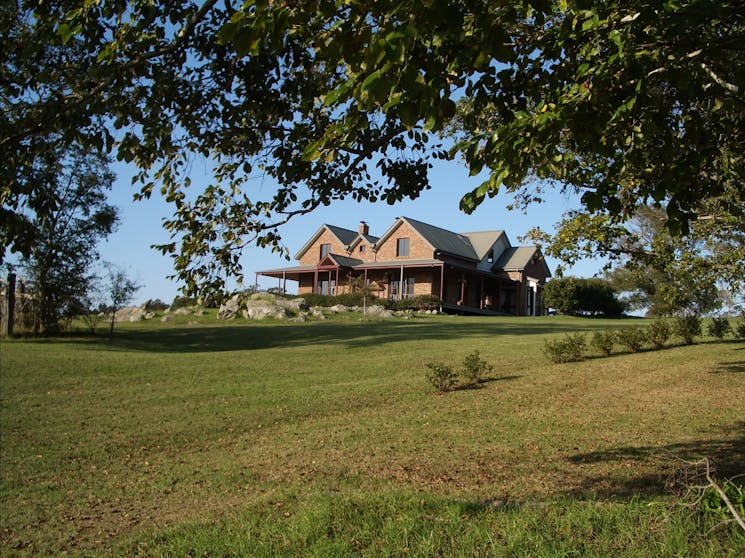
114;306;147;322
144;311;155;320
365;305;393;318
217;295;241;320
194;309;205;316
174;307;191;315
310;307;326;320
276;297;308;312
160;315;173;322
327;304;349;314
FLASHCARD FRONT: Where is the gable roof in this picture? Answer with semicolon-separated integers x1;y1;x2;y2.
348;232;380;251
319;253;364;268
376;217;480;261
494;246;551;277
461;230;508;260
293;224;358;260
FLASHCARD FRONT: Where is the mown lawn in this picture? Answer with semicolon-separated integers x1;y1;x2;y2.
1;314;743;556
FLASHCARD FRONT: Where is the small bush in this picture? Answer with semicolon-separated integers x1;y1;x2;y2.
144;298;169;312
706;317;732;340
385;295;441;312
674;316;702;345
615;328;647;353
171;295;197;310
700;480;745;524
736;320;745;339
462;350;493;385
591;330;616;356
647;319;671;349
425;363;458;392
543;333;587;363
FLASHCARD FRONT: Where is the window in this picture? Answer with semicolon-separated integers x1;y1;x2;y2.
404;276;415;298
319;243;331;259
487;249;494;263
359;245;366;252
397;237;410;257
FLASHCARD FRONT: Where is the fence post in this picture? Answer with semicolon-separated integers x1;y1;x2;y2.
5;272;16;337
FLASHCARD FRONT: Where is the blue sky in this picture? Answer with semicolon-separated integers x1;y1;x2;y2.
100;155;606;305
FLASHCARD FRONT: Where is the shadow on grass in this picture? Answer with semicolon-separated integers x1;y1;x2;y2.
563;422;745;499
453;375;522;390
19;317;639;354
712;360;745;373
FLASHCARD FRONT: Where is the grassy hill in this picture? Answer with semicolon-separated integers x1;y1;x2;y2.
1;314;743;556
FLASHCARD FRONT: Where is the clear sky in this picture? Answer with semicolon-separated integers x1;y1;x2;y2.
99;155;606;305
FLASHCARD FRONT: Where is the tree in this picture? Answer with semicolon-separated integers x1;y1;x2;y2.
2;1;743;298
543;277;626;317
529;204;740;316
15;141;118;333
105;264;141;336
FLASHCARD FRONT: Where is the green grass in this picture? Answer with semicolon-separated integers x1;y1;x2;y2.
1;315;743;556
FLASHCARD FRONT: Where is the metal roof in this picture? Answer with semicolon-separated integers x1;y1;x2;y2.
494;246;540;270
399;217;479;261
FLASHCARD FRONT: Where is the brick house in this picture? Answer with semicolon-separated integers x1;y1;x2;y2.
257;216;551;316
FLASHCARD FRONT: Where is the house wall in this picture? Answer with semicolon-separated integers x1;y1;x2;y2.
374;221;434;261
297;229;348;265
349;239;376;262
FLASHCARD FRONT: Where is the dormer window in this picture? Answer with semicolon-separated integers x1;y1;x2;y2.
487;249;494;263
320;243;331;259
397;238;410;257
359;245;366;252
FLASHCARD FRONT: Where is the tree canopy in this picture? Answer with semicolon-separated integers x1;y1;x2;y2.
2;1;743;297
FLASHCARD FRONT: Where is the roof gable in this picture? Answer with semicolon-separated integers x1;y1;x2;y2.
379;217;479;261
293;224;358;260
461;230;508;261
494;245;551;277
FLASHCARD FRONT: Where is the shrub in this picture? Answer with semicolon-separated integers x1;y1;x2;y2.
647;319;671;349
591;329;616;356
171;295;197;310
673;316;702;345
615;328;647;353
543;333;587;363
425;363;458;392
706;317;732;340
144;298;169;312
736;319;745;339
544;277;626;317
462;350;493;385
385;295;441;312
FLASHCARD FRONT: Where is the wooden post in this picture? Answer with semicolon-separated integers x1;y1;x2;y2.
5;272;16;337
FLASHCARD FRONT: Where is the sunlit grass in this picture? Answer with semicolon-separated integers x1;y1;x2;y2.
1;315;743;555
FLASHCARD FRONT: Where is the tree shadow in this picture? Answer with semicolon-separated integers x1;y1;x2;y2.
712;360;745;373
562;422;745;499
17;317;638;354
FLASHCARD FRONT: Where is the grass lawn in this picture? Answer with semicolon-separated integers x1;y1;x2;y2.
1;314;743;556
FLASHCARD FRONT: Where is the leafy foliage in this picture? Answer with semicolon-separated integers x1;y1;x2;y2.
591;330;616;356
105;264;141;336
2;1;744;299
544;277;626;317
425;363;458;393
12;142;117;333
615;328;647;353
673;316;702;345
647;319;672;349
543;333;587;363
707;317;732;340
462;350;494;386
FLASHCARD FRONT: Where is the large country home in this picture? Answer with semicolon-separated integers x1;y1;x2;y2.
257;217;551;316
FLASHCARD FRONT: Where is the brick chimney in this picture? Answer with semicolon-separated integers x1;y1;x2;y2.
358;221;369;236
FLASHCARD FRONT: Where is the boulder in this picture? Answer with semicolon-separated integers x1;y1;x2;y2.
160;315;173;322
242;303;288;320
326;304;349;314
174;307;192;315
309;307;326;320
365;305;394;318
276;297;308;312
217;295;241;320
114;306;147;322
